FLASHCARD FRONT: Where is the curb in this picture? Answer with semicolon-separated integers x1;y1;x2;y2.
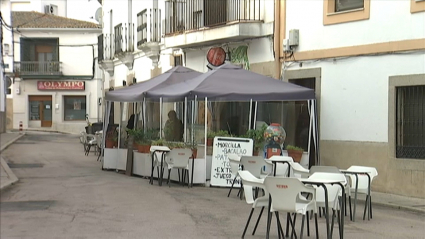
10;129;75;135
0;157;19;191
0;133;26;152
0;133;25;191
356;197;425;215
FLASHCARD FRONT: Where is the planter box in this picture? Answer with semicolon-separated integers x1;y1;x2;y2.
103;148;128;171
133;151;207;184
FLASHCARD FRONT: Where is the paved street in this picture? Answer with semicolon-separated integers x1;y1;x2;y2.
1;133;424;239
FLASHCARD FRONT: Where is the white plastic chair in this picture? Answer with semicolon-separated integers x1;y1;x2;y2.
307;172;346;238
82;131;97;156
227;154;242;197
289;161;310;178
240;156;267;178
346;165;378;220
238;170;273;238
165;148;192;187
264;177;319;239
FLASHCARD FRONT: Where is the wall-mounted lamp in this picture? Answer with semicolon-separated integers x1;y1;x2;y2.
3;44;10;55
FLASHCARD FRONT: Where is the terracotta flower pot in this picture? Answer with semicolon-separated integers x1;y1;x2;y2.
287;149;303;163
137;144;151;153
106;139;116;148
191;149;198;158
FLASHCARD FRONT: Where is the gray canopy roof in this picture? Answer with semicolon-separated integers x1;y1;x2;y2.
105;66;202;102
146;64;315;102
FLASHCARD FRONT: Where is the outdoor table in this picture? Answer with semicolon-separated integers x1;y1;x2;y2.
299;178;346;239
265;156;293;239
340;170;372;221
149;146;170;186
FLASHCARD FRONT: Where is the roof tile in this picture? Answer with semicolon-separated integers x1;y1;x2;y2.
12;11;100;29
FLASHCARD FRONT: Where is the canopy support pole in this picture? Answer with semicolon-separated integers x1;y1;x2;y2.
193;95;197;145
143;97;146;132
184;97;188;142
253;101;258;130
159;97;163;139
307;100;313;158
204;97;208;164
249;99;253;130
101;100;111;158
118;102;123;149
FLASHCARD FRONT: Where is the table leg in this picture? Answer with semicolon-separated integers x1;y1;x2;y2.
353;174;359;222
159;153;164;186
191;157;195;188
150;152;155;185
337;182;345;239
366;173;372;220
322;184;331;239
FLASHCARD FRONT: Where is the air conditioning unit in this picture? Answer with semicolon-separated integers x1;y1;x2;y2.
44;4;58;15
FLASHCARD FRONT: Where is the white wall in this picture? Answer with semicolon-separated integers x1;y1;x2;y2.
286;53;425;143
285;0;425;51
14;31;99;77
12;79;100;133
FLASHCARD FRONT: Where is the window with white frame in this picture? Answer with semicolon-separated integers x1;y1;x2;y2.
335;0;364;12
396;85;425;159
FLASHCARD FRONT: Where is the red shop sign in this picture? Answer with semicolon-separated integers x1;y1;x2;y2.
37;81;85;90
206;47;226;66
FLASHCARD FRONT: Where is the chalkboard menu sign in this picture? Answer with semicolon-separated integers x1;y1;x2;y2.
210;137;253;187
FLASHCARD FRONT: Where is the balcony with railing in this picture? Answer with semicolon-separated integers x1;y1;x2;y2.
137;8;162;66
114;23;135;70
98;33;115;76
14;61;62;78
164;0;271;48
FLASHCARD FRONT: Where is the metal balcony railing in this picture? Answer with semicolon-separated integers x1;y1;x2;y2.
114;23;135;55
165;0;262;35
137;8;161;46
14;61;62;76
98;33;115;62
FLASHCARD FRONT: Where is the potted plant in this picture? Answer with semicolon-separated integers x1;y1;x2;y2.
243;124;267;156
151;138;166;146
105;128;118;148
286;145;304;163
206;130;216;146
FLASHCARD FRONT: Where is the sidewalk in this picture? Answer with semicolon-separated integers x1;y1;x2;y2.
0;131;424;214
0;132;25;190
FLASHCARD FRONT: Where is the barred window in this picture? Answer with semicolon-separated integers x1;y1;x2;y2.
396;85;425;159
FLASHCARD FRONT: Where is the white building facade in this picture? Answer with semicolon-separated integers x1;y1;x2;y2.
11;11;102;134
280;0;425;198
98;0;277;137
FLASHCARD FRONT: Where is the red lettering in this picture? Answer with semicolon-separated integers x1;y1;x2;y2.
276;184;288;189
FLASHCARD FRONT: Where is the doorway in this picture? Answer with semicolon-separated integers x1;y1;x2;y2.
29;95;52;127
289;78;316;167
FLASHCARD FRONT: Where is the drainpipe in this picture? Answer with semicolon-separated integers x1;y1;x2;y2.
128;0;132;25
274;0;281;80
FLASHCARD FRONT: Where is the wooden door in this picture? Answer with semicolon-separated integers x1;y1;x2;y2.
29;95;52;127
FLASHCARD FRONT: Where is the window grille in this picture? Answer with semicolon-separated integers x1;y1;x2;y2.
396;85;425;159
